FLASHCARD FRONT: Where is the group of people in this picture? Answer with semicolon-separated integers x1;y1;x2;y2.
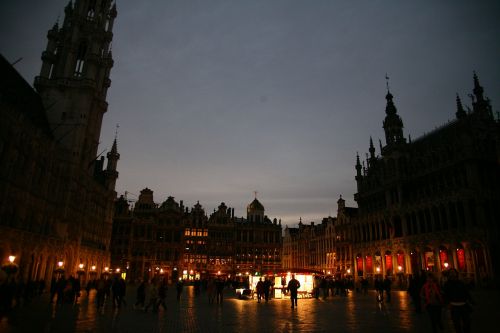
409;268;473;333
0;276;46;313
132;277;228;312
255;277;273;303
312;276;353;299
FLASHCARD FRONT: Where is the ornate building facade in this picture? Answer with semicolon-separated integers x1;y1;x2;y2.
282;197;356;276
352;75;500;286
110;190;282;281
0;0;119;282
282;75;499;286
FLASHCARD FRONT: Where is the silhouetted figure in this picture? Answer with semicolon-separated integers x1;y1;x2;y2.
145;282;158;312
176;279;184;301
207;279;216;304
443;268;473;333
215;278;225;304
374;277;384;302
287;274;300;309
157;282;168;311
263;278;272;302
135;281;146;309
421;273;444;333
361;277;368;295
256;278;264;303
383;276;392;302
49;277;57;303
408;273;423;313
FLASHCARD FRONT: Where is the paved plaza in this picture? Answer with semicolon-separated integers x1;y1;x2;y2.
0;286;498;333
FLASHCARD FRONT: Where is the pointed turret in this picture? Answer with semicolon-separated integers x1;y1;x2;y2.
456;94;467;119
355;153;363;190
382;90;406;146
369;137;376;159
104;137;119;191
473;71;484;103
471;72;493;119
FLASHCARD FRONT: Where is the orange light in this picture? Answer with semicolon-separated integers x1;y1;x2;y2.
8;256;16;263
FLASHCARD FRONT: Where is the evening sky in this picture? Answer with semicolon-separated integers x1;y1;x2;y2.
1;0;499;226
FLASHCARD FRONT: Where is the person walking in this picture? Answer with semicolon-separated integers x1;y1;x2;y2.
256;278;264;303
144;281;159;312
134;280;146;310
443;268;473;333
157;281;168;311
421;273;444;333
207;278;216;304
287;274;301;309
263;278;272;302
176;279;184;301
383;276;392;302
374;277;384;302
215;277;225;304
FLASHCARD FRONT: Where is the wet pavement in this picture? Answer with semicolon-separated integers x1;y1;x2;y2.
0;286;498;332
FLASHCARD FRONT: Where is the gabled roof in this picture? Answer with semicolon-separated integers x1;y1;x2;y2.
0;54;52;137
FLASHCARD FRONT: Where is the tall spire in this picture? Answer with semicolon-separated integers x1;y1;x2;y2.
456;94;466;119
473;71;484;102
382;86;405;146
369;137;375;159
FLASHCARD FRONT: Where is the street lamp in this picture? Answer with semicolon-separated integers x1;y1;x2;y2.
2;255;18;279
77;263;85;281
444;262;449;269
55;261;65;278
103;266;110;279
89;264;97;280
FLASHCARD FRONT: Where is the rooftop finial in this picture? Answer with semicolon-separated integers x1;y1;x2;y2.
456;93;466;119
254;190;258;199
385;73;390;93
114;123;119;141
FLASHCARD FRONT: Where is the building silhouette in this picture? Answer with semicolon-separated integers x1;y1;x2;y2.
0;0;119;282
110;190;282;281
283;76;500;285
352;76;500;286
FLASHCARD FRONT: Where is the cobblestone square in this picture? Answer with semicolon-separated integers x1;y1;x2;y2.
1;286;498;333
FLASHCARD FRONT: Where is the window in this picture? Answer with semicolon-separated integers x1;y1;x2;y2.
74;42;87;77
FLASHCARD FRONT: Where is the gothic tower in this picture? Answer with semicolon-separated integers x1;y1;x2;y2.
104;137;119;190
34;0;117;171
382;91;406;146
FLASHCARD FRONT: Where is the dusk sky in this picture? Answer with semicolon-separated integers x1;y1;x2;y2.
1;0;499;226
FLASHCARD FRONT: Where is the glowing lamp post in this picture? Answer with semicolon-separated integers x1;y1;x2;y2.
89;265;97;280
77;263;85;281
444;262;449;269
55;261;65;278
103;266;110;279
2;255;18;279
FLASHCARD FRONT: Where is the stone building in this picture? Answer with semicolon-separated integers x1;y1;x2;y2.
352;75;500;286
282;198;355;276
110;191;282;281
0;0;119;283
